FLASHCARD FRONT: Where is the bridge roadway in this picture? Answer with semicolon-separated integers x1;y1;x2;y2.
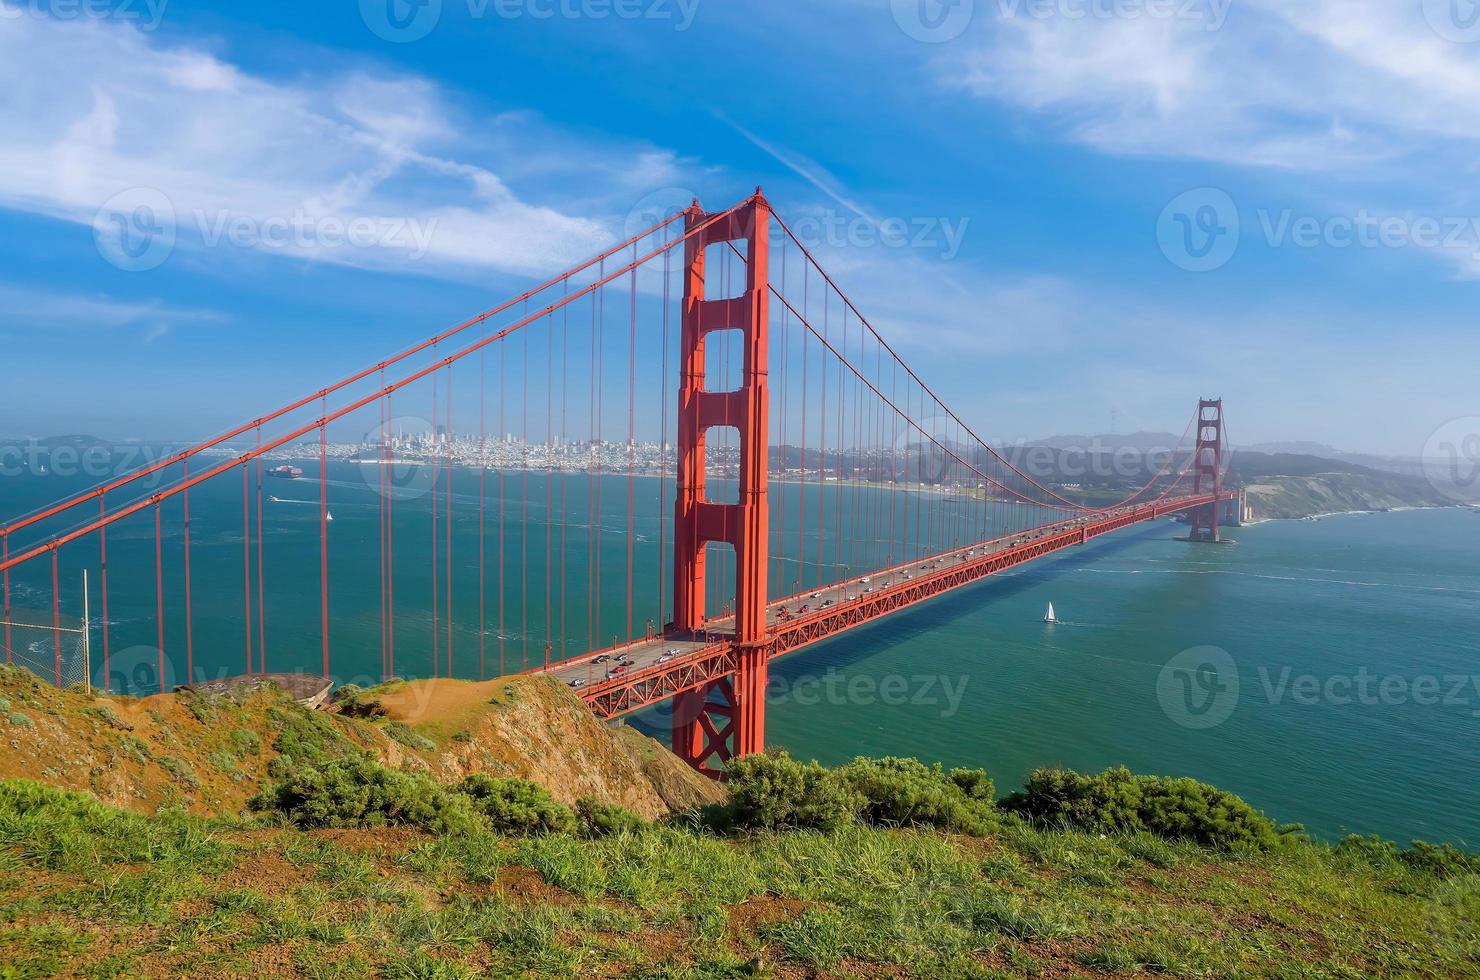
533;491;1227;718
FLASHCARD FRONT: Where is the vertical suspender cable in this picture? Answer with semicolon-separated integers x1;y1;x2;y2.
319;398;329;680
1;532;8;666
446;365;454;676
98;500;110;683
431;368;440;677
242;464;252;673
479;336;487;679
153;504;164;688
51;550;61;686
387;388;397;679
626;246;636;642
183;460;193;683
255;430;266;673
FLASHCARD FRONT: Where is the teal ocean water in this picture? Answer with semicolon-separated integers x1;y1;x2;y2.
712;506;1480;846
3;462;1477;844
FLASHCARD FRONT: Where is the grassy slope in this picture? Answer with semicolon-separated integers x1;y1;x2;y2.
0;665;1475;977
0;668;721;821
0;783;1476;979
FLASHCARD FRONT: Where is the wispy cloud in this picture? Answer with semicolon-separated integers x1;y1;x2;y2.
947;0;1480;172
0;8;702;281
0;283;222;342
716;111;881;224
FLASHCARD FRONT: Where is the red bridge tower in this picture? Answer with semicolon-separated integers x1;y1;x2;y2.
1188;398;1224;543
671;193;771;777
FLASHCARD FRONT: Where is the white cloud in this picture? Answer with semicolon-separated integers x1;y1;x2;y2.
0;8;697;281
949;0;1480;172
0;283;222;342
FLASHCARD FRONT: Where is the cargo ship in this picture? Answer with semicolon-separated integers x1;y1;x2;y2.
267;464;303;480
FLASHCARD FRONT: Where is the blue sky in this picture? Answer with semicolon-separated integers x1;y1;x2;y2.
1;0;1477;456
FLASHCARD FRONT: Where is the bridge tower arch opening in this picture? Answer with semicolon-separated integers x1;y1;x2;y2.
672;192;771;777
1188;398;1225;543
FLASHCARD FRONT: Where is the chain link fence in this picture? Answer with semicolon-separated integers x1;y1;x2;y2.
0;607;90;690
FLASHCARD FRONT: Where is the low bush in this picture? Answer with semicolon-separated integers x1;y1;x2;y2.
250;754;483;834
333;684;387;720
1003;766;1282;850
837;757;998;836
384;721;436;752
458;775;577;835
725;753;862;833
574;798;646;837
265;704;359;776
1338;835;1480;880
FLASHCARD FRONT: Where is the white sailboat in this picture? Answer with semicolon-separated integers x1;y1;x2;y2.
1043;602;1059;624
326;511;335;522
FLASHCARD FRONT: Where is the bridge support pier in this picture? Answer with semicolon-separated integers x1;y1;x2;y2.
1188;398;1224;543
671;192;771;777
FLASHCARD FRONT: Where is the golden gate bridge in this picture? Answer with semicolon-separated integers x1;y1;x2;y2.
0;190;1235;777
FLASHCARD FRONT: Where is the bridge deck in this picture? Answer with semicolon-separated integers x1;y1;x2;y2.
534;492;1227;717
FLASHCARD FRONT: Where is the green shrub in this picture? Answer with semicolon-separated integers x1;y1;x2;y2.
1003;766;1282;850
157;756;199;790
836;757;998;836
177;689;219;725
574;798;646;837
724;753;862;833
250;754;483;834
84;705;132;732
333;684;387;720
384;721;436;752
266;704;359;776
7;711;34;728
457;775;577;835
230;728;262;756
